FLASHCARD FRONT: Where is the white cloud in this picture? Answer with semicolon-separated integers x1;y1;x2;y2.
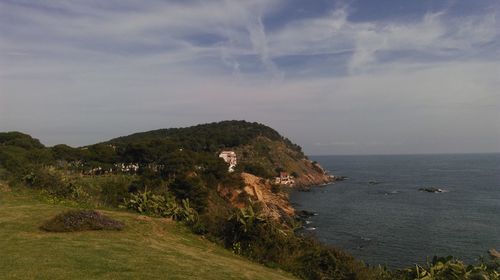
2;1;498;75
266;9;500;73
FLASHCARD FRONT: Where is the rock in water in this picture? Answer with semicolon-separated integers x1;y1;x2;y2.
489;249;500;259
418;187;445;193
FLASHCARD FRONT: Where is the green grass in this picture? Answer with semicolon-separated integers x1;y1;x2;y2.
0;187;296;280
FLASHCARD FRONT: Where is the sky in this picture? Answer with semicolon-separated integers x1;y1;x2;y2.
1;0;499;155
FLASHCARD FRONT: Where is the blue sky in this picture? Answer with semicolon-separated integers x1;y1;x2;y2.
1;0;499;154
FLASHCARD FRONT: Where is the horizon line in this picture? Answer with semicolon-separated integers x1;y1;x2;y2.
308;152;500;157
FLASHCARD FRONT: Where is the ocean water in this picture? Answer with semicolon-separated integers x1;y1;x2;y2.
290;154;500;268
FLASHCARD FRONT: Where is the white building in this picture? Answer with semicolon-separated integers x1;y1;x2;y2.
219;151;237;172
275;172;295;185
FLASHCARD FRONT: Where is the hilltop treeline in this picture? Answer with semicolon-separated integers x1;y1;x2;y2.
1;120;301;175
109;120;303;153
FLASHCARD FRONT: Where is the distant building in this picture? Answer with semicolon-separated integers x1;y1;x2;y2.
275;172;295;185
219;151;237;172
113;163;140;173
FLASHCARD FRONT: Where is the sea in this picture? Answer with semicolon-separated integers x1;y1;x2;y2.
290;153;500;268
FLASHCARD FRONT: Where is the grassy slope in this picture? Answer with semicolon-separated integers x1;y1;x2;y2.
0;187;296;280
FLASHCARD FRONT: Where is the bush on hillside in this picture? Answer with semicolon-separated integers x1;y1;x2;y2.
218;204;388;280
41;210;124;232
394;255;500;280
122;189;199;225
270;183;282;194
240;162;274;178
99;177;133;206
24;168;69;197
169;176;209;212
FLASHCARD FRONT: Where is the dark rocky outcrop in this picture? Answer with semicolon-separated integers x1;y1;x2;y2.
489;249;500;259
418;187;446;193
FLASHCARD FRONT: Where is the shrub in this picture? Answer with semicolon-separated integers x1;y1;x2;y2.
218;204;387;280
121;189;177;216
66;182;91;203
395;256;500;280
169;176;208;212
242;163;273;178
297;247;340;279
0;167;10;181
99;177;131;206
171;199;199;225
122;189;198;225
24;169;70;197
236;191;250;204
41;210;123;232
270;183;282;194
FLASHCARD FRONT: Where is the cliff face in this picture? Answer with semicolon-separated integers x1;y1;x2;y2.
215;135;334;221
219;172;295;221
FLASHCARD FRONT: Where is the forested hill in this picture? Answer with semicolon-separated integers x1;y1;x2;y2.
0;120;331;236
108;120;303;154
0;120;329;190
103;120;330;185
0;120;331;221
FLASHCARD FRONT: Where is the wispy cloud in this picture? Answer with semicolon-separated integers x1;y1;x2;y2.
1;0;498;75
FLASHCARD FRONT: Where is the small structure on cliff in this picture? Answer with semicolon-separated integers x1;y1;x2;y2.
219;151;237;172
275;172;295;185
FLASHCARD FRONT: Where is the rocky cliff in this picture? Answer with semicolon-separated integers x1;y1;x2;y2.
218;172;296;222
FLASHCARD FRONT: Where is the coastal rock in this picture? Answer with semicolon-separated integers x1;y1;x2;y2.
489;249;500;259
296;210;318;230
331;175;347;181
296;210;317;218
419;187;446;193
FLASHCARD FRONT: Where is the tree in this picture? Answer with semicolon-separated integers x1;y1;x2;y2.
169;176;209;212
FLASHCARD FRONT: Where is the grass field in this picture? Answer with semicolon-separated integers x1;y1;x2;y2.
0;186;296;280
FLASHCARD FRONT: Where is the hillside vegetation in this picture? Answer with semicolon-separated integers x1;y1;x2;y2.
1;121;498;280
0;120;330;219
0;188;296;280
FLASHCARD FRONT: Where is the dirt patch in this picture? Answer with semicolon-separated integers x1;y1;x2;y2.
136;215;152;221
0;182;11;192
